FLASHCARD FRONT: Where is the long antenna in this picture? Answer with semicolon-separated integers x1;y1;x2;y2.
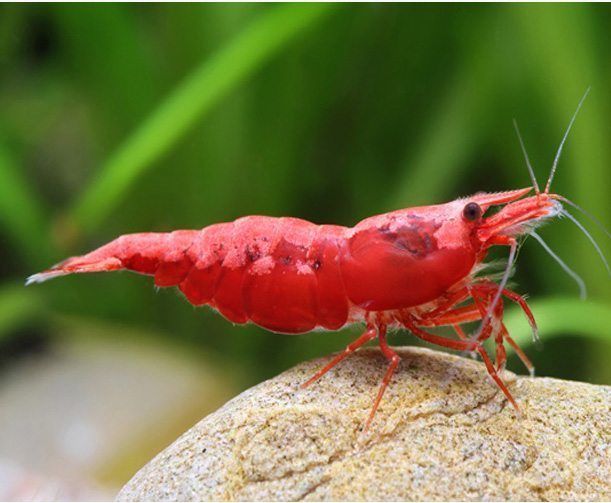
545;87;591;193
513;119;540;194
561;209;610;275
556;195;611;239
530;231;586;299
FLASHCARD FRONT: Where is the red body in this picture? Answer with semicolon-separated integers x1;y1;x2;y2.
36;201;494;333
28;188;558;334
28;187;566;427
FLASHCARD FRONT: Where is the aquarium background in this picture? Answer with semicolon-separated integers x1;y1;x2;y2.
0;3;609;498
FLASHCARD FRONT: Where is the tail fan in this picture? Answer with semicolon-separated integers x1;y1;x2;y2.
25;255;123;285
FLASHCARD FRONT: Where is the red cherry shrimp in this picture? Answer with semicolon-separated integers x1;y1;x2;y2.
27;89;608;429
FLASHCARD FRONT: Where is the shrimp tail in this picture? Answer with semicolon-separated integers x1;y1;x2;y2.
25;243;125;285
25;231;198;286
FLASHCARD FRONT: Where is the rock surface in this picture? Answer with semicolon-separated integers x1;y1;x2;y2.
117;347;610;501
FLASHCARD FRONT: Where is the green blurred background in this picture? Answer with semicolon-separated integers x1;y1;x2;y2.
0;3;609;497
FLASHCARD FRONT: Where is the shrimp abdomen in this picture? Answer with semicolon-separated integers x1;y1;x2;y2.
209;217;349;333
27;218;353;334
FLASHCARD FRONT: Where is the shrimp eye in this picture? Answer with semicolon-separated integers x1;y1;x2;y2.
463;202;482;222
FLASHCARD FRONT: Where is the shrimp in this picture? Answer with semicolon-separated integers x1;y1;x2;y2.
27;90;606;429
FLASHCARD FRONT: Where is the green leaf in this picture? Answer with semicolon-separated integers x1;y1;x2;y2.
69;4;338;231
504;296;611;347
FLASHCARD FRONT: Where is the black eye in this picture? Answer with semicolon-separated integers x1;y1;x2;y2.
463;202;482;222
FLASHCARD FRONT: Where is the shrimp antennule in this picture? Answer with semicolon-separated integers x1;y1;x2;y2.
545;87;591;193
513;119;540;194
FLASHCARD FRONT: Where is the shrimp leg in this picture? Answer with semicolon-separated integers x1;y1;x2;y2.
503;329;535;376
365;325;399;430
402;316;519;410
423;299;534;376
418;303;483;326
402;316;479;352
302;323;401;430
471;288;535;376
474;281;538;342
472;284;535;375
461;291;520;409
302;325;377;388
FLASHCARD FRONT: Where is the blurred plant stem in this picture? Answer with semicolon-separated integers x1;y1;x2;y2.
0;145;52;267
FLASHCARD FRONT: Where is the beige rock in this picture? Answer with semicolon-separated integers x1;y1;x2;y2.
117;347;611;501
